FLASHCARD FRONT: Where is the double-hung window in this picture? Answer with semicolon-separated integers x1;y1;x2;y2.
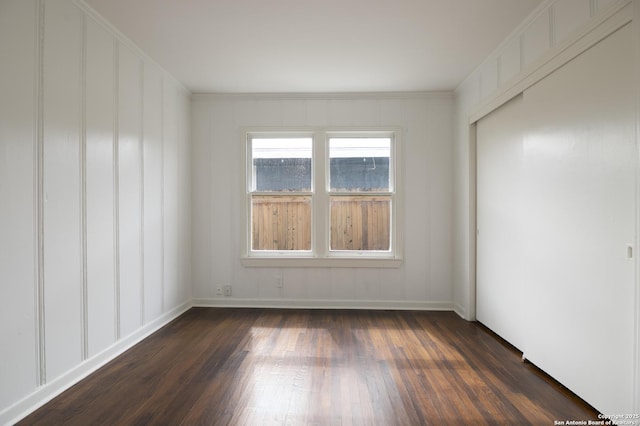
243;129;402;267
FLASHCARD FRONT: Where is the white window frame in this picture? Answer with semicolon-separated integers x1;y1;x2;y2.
241;128;403;268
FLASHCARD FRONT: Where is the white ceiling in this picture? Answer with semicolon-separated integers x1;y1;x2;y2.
85;0;543;94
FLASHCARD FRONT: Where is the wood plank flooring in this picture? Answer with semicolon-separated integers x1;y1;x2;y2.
19;308;599;425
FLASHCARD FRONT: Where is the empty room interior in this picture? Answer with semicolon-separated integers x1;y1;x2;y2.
1;0;639;424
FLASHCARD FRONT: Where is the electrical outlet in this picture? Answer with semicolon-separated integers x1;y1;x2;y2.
275;274;283;288
216;285;223;296
224;285;232;297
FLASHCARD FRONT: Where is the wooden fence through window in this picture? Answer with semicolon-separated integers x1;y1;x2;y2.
330;196;390;251
252;196;312;251
251;195;390;251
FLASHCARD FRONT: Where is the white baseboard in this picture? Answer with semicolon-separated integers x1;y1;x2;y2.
1;301;191;426
453;303;469;320
192;297;454;311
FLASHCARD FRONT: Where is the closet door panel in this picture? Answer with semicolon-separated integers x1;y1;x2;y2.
521;23;635;414
476;95;526;350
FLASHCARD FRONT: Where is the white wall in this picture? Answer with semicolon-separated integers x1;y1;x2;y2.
0;0;192;423
191;94;453;309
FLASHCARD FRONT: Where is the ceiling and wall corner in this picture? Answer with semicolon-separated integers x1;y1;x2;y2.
82;0;544;94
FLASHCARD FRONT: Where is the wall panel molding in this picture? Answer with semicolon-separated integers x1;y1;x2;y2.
35;0;46;387
80;10;89;362
457;0;632;123
160;76;165;315
549;4;556;48
459;0;554;98
113;39;121;342
139;61;145;326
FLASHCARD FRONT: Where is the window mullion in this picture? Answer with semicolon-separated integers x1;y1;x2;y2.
314;131;328;257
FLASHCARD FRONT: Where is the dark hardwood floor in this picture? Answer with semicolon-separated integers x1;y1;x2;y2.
19;308;598;425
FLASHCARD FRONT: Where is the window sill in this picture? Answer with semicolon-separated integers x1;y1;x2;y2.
240;256;403;268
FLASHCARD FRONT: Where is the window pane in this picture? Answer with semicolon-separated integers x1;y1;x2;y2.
330;195;390;251
329;138;390;192
252;195;311;251
252;138;312;191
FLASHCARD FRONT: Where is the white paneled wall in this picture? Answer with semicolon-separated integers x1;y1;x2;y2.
0;0;191;423
0;0;38;411
191;94;453;309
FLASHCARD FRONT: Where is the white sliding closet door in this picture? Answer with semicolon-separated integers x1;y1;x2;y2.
476;23;636;414
520;24;635;414
476;95;526;350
